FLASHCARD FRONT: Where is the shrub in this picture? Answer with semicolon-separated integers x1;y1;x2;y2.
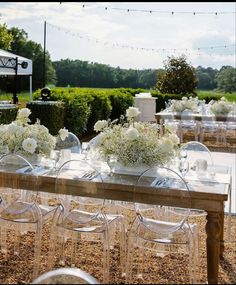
0;107;18;124
26;101;65;135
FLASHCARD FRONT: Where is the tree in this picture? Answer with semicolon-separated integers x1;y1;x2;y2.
195;66;218;90
215;66;236;93
0;25;57;92
0;23;13;50
156;55;197;95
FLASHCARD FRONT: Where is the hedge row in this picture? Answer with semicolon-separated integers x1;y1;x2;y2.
32;87;135;136
0;107;18;124
29;87;228;137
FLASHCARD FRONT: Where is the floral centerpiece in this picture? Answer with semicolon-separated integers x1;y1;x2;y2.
170;96;199;113
0;108;68;159
209;97;233;116
92;107;179;168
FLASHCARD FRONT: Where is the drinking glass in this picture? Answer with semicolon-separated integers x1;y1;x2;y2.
81;142;90;160
107;154;117;176
178;159;189;177
50;150;61;171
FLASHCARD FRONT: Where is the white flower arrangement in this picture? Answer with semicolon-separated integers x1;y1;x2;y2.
209;97;233;116
58;127;69;141
0;108;69;157
93;107;179;167
170;96;199;113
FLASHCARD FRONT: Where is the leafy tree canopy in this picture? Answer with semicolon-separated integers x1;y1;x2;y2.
0;23;13;50
215;66;236;93
156;55;197;95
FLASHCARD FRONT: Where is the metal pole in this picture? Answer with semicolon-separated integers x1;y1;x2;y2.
43;20;46;87
13;57;18;105
29;75;32;102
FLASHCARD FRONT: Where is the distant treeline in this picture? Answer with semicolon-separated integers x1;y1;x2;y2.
0;23;235;94
53;59;158;89
53;59;221;91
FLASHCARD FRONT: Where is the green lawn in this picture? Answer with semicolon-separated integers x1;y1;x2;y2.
196;90;236;102
0;89;235;108
0;91;31;108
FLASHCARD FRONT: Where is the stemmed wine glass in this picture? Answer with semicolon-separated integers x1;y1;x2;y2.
107;154;117;176
50;150;61;171
81;142;90;160
178;159;189;177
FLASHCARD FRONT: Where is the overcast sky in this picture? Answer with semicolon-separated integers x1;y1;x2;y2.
0;1;235;69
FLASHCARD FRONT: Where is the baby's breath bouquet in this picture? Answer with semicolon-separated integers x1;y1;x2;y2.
170;96;198;113
0;108;68;157
209;97;233;116
92;107;179;167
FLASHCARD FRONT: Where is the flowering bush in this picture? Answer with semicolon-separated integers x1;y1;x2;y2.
92;107;179;167
0;108;68;157
170;96;199;113
209;97;233;116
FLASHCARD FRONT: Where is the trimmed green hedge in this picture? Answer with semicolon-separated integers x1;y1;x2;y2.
0;107;18;124
32;87;234;137
33;87;134;135
26;101;65;135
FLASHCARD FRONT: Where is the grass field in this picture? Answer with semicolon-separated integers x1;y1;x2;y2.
0;89;236;108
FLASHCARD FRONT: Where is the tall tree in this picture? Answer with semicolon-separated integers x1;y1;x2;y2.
195;66;218;90
0;23;13;50
156;55;197;95
215;66;236;93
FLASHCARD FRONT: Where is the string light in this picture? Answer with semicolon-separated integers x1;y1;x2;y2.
64;3;236;16
47;22;235;55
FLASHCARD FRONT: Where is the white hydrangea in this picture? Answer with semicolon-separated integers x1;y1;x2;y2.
22;138;37;154
125;127;139;140
59;127;69;141
94;120;108;132
16;108;31;124
7;122;19;135
126;107;141;118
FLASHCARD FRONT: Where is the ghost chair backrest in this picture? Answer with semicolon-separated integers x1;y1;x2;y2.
32;267;100;284
56;132;81;153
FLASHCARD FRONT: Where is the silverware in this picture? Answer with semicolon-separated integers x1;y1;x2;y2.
81;171;96;179
155;177;169;187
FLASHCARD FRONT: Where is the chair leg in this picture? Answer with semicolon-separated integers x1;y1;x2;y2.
119;219;126;278
103;228;110;284
32;223;43;280
0;226;8;256
13;229;21;256
187;226;199;284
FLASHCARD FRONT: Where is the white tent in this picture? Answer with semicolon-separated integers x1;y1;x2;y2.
0;49;33;101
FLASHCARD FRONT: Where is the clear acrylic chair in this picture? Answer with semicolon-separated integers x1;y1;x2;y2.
179;141;233;241
0;153;59;280
32;267;99;284
48;159;126;284
55;132;81;153
199;114;221;144
179;110;199;143
180;141;213;171
222;111;236;146
126;166;199;284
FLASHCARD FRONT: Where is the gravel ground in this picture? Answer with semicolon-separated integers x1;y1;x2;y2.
0;131;235;284
0;211;235;284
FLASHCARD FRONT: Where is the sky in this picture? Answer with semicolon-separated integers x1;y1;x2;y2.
0;1;235;70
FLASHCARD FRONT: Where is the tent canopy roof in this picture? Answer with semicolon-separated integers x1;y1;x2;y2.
0;49;33;75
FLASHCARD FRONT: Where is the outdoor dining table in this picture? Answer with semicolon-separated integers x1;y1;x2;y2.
0;157;231;284
155;111;236;125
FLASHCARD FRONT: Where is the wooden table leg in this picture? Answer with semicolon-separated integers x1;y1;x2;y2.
206;211;221;284
219;211;225;257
